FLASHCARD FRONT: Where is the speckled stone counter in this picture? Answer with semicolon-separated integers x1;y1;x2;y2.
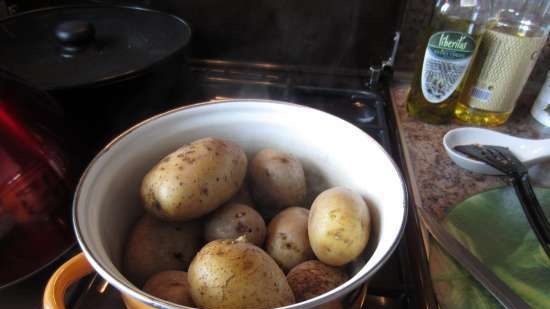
390;81;550;221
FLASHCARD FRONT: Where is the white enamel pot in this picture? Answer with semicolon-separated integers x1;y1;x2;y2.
43;100;407;309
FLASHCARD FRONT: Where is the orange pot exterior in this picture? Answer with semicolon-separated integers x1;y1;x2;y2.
43;253;93;309
44;252;368;309
43;252;160;309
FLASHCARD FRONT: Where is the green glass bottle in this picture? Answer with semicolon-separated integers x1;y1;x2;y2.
406;0;488;124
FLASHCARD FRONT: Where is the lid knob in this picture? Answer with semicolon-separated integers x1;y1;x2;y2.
55;21;95;52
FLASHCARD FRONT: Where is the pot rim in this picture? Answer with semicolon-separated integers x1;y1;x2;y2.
72;99;408;309
0;4;191;91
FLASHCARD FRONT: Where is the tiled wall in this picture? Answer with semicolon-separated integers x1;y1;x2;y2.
395;0;550;90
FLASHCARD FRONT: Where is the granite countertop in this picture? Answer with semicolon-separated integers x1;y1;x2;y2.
390;81;550;222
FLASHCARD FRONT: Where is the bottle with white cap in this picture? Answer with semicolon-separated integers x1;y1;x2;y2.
531;71;550;127
455;0;550;126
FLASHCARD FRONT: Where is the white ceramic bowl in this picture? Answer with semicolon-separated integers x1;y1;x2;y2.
443;127;550;175
47;100;407;309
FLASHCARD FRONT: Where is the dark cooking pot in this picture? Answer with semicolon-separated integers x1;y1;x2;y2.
0;70;78;289
0;5;192;158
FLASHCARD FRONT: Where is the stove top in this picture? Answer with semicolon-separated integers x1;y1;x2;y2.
0;59;436;309
62;60;437;309
189;62;391;148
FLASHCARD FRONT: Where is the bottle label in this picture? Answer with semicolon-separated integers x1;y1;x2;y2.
466;29;547;112
421;31;475;103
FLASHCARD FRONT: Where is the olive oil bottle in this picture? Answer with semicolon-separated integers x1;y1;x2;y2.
406;0;488;124
455;2;550;126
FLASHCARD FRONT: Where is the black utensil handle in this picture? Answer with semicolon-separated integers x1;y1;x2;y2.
512;174;550;259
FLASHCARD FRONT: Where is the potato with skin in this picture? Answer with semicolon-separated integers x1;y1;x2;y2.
266;207;315;272
204;202;266;246
286;260;349;301
308;187;370;266
188;237;295;309
141;137;247;221
229;182;255;208
143;271;194;307
124;214;202;286
249;148;306;219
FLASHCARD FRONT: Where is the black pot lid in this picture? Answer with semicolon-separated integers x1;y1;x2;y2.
0;6;191;90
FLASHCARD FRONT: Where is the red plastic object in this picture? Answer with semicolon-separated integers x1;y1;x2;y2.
0;71;75;288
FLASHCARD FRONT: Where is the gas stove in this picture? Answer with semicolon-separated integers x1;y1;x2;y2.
58;59;437;309
0;0;438;307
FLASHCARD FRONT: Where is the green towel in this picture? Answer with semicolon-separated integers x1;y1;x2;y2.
429;186;550;309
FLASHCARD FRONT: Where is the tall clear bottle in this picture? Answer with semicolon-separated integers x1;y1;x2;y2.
407;0;489;124
455;0;550;126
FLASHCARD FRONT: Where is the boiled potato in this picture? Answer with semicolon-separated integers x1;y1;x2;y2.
308;187;370;266
188;237;295;309
229;182;256;207
204;202;266;246
249;148;306;219
141;137;247;221
143;271;194;306
265;207;314;272
124;214;202;286
286;260;349;301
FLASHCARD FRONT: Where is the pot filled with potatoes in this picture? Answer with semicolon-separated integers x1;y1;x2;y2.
43;100;407;309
